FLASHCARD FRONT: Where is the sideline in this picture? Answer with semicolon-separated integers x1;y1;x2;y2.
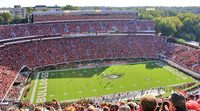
30;72;40;104
39;61;158;73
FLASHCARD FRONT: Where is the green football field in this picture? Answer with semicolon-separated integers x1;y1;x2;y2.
24;61;196;104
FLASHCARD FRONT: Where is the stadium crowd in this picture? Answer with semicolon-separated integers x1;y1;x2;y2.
5;74;27;101
33;10;138;22
0;20;154;40
164;43;200;73
2;91;200;111
33;14;137;23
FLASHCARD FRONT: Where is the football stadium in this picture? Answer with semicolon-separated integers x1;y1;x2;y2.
28;61;195;104
0;9;200;110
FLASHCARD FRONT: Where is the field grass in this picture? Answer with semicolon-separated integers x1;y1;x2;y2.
23;61;196;104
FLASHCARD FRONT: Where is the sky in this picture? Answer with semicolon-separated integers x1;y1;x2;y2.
0;0;200;7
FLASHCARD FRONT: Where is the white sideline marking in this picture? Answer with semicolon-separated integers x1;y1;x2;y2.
30;72;40;104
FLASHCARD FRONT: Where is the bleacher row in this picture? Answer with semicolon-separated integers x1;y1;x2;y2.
164;43;200;74
33;10;138;22
0;20;154;40
0;35;165;101
33;14;137;23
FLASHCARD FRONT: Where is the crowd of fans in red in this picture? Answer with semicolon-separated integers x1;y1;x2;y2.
164;43;200;73
4;91;200;111
0;20;154;40
1;35;166;68
5;74;27;101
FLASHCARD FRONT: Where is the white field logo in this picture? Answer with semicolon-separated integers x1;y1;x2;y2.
36;72;49;103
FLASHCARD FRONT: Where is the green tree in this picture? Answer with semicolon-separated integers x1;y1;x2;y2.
164;10;177;17
176;13;200;41
156;17;183;36
26;7;34;15
139;13;154;20
62;5;80;10
94;6;100;10
179;32;196;41
0;15;3;24
139;9;165;20
193;24;200;41
177;38;185;44
12;16;22;24
0;13;13;24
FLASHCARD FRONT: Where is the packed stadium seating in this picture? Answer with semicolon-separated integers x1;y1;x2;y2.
33;10;138;23
0;20;155;40
1;91;200;111
33;13;137;22
0;66;17;100
164;43;200;73
5;74;27;101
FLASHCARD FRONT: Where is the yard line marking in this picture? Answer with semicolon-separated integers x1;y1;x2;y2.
30;72;40;104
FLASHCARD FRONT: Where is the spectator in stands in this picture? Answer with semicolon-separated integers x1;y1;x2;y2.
87;105;96;111
52;98;62;110
34;106;44;111
103;106;110;111
119;105;131;111
110;104;119;111
65;106;76;111
169;92;187;111
156;98;163;111
161;100;170;111
127;102;137;111
140;94;157;111
186;94;200;111
13;108;20;111
197;95;200;105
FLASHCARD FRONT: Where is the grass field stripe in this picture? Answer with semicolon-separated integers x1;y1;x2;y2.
30;72;40;104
